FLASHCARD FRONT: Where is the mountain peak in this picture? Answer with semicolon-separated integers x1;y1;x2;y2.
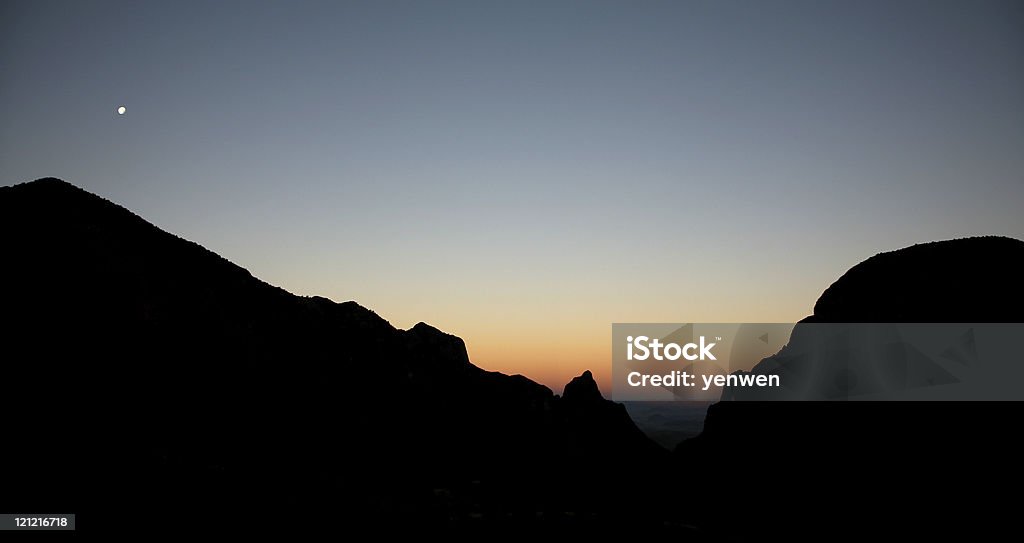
4;177;88;200
6;176;91;196
562;369;603;402
22;176;72;186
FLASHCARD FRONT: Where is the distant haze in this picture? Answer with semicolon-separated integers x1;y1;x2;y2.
2;1;1022;393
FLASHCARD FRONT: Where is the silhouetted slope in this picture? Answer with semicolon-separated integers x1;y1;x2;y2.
808;236;1024;322
676;236;1024;538
0;178;671;534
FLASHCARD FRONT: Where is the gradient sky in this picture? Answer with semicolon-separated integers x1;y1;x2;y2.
2;1;1022;393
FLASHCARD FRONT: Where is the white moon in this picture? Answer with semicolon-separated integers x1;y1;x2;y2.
117;106;126;115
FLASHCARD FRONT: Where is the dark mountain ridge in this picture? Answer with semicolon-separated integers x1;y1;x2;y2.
676;235;1024;538
0;178;669;534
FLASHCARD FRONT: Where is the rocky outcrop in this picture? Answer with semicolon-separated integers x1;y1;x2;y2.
562;370;604;403
808;236;1024;323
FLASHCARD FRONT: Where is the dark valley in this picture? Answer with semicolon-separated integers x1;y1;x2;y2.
2;177;1023;538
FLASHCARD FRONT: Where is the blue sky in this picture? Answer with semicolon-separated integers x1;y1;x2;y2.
2;0;1022;390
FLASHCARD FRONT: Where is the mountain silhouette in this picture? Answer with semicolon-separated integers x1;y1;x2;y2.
4;178;1021;537
675;236;1024;538
0;178;673;534
807;236;1024;323
717;237;1024;401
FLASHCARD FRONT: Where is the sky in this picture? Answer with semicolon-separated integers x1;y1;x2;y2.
2;0;1022;393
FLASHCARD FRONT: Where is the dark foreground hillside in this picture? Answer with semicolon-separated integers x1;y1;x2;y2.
0;178;672;535
676;236;1024;538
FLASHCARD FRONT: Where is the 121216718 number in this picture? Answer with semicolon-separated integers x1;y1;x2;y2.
15;517;68;528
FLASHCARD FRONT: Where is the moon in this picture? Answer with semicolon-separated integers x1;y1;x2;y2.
117;106;126;115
